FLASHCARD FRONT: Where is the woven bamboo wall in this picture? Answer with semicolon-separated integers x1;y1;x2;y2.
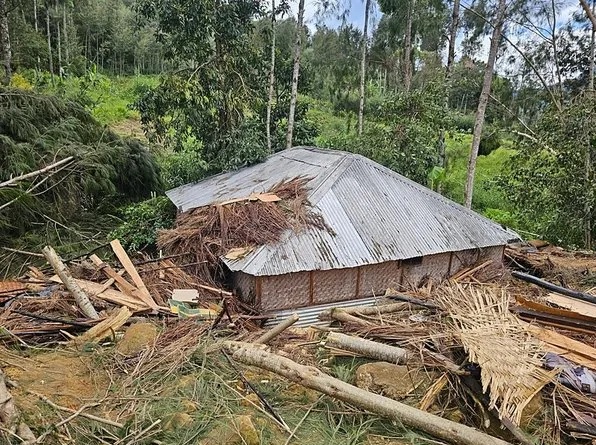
232;271;255;305
313;267;358;304
449;245;504;275
235;245;505;312
260;271;310;311
401;252;451;288
359;261;401;297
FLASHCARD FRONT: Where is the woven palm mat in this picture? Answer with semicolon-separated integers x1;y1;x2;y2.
437;284;558;425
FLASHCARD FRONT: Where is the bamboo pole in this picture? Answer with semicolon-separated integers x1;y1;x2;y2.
42;246;99;319
227;344;512;445
325;332;408;364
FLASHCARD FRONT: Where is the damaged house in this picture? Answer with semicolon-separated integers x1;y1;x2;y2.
164;147;519;312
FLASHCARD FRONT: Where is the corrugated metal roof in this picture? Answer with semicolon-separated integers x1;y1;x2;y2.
166;147;519;276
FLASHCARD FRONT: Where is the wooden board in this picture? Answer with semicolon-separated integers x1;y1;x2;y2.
110;240;158;310
50;276;148;312
526;324;596;370
544;292;596;319
516;296;596;322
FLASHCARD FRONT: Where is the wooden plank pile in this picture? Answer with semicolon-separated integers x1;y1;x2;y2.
0;239;236;343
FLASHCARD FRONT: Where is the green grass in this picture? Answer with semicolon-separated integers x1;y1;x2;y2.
442;133;516;214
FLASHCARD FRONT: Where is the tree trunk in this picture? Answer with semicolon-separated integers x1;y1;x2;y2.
325;332;409;363
0;0;11;85
33;0;38;31
580;0;596;29
439;0;461;171
589;0;595;91
57;21;62;78
42;246;99;319
46;5;53;76
463;0;507;209
285;0;305;149
63;4;69;65
358;0;372;136
254;313;299;344
266;0;276;152
403;0;414;92
227;344;512;445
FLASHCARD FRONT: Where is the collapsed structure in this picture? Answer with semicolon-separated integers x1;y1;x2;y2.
165;147;519;312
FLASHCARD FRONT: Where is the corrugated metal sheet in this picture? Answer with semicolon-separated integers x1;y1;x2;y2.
166;147;520;276
263;296;384;328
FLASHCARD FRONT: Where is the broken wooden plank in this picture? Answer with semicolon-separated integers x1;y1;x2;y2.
49;276;148;312
513;307;596;334
516;296;596;322
527;324;596;369
226;343;512;445
42;246;99;319
544;293;596;319
71;307;132;345
511;271;596;305
90;254;138;295
110;240;158;311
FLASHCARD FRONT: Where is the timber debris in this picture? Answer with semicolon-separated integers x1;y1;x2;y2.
1;239;596;443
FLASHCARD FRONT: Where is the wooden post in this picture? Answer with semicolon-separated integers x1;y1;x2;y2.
42;246;99;319
227;344;512;445
254;314;299;345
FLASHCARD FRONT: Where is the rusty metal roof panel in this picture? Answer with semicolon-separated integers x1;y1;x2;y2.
167;147;519;276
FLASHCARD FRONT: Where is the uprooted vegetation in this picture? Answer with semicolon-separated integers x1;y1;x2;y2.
0;89;161;272
0;241;596;444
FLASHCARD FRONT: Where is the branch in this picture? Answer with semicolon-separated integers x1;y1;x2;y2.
580;0;596;29
0;157;74;189
459;2;562;111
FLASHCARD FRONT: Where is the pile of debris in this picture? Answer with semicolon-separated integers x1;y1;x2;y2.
1;241;596;444
0;239;243;344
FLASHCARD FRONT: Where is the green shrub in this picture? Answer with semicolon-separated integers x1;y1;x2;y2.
451;113;475;133
111;196;176;252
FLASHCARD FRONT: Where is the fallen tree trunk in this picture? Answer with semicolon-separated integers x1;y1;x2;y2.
42;246;99;319
255;314;299;345
325;332;408;364
228;344;511;445
511;271;596;305
319;308;374;325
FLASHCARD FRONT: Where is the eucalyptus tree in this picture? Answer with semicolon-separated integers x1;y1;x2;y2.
0;0;10;84
286;0;305;149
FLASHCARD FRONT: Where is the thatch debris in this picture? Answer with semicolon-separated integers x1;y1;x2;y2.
157;177;328;281
436;284;558;425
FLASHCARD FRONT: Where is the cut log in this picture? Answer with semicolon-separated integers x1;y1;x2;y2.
228;343;512;445
110;240;158;311
319;308;374;325
325;332;408;364
511;271;596;305
320;303;407;320
254;314;299;345
71;306;131;345
42;246;99;319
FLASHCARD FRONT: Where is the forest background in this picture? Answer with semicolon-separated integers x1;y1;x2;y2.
1;0;596;274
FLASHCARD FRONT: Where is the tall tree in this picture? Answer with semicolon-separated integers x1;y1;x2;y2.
45;2;53;75
358;0;372;135
403;0;414;91
446;0;460;79
463;0;507;208
267;0;276;152
286;0;305;149
0;0;10;85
